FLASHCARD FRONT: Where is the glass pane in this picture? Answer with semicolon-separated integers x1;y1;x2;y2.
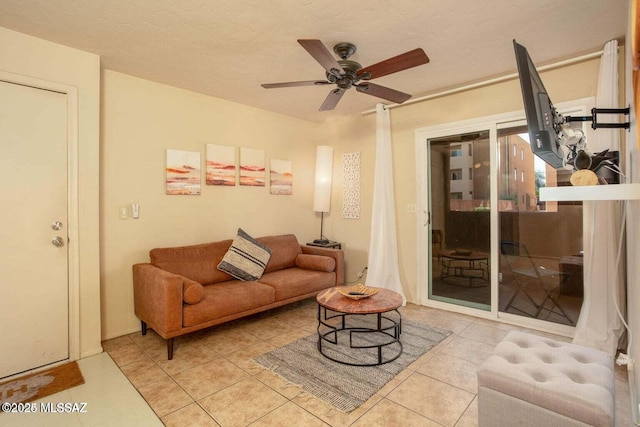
429;130;490;310
498;127;583;326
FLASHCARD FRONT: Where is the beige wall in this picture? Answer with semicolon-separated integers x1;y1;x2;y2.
0;27;102;357
325;57;601;303
100;70;324;338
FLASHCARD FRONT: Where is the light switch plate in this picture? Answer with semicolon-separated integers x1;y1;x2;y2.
119;207;128;220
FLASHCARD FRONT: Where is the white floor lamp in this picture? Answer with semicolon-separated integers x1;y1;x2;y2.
313;146;333;244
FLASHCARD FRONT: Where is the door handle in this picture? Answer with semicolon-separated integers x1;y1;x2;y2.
52;236;65;247
51;221;63;230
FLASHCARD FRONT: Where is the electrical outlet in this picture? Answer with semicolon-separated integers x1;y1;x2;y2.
616;352;629;366
407;203;416;213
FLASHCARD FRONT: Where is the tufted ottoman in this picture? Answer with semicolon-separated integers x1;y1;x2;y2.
477;330;614;426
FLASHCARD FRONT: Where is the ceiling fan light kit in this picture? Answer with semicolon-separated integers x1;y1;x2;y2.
261;39;429;111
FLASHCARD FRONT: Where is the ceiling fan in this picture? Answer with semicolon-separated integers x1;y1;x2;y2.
261;39;429;111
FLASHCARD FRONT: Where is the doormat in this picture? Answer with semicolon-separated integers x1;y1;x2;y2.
0;361;84;409
254;317;450;412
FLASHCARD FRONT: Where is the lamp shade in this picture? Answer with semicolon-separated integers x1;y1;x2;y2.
313;146;333;212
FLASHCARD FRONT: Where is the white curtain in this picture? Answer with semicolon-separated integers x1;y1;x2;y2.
366;104;406;303
572;40;626;355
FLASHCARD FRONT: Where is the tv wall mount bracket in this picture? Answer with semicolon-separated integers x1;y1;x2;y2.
563;107;630;130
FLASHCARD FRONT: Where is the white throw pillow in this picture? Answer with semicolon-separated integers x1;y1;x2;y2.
217;228;272;281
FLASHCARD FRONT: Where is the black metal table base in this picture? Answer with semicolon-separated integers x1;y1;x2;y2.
316;305;402;366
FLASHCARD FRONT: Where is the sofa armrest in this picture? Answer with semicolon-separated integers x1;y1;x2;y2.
132;263;185;337
301;246;345;285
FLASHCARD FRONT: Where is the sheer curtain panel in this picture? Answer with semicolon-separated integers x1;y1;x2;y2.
572;40;626;355
366;104;406;303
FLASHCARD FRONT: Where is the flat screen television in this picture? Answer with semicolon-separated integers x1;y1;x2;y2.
513;40;565;169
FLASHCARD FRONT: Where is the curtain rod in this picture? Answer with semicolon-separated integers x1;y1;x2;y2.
361;49;604;116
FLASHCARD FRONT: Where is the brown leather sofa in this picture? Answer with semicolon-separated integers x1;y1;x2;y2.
133;234;344;359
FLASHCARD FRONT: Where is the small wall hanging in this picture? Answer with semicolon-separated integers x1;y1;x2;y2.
342;152;361;219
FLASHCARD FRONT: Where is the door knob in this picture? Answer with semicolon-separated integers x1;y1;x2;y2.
52;236;65;247
51;221;63;230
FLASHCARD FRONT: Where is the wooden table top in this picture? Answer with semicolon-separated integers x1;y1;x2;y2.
316;286;403;314
442;250;488;261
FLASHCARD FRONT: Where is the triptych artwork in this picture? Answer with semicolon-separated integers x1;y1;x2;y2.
166;146;292;195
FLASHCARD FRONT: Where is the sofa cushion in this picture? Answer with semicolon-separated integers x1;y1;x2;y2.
258;268;335;301
257;234;303;273
183;280;276;327
150;240;234;285
183;278;204;305
295;254;335;272
218;228;272;281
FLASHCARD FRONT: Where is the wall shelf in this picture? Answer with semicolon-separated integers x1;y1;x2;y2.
539;183;640;201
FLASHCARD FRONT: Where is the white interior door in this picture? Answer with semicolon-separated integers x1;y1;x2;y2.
0;80;69;379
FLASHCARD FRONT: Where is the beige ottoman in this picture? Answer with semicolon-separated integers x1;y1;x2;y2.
477;331;614;426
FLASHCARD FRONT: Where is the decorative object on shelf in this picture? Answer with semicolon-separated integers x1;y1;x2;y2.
166;149;201;195
313;145;333;244
270;158;292;195
206;144;236;186
342;152;361;219
337;283;379;300
239;147;265;186
570;169;599;186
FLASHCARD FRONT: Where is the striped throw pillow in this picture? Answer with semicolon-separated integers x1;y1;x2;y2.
217;229;272;281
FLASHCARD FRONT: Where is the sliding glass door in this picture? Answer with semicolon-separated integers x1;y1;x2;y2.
427;130;491;311
416;102;588;328
497;126;583;326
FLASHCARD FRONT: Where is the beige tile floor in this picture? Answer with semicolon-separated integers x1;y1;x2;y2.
1;300;630;426
101;299;632;427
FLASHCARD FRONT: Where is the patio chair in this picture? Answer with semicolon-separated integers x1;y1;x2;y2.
499;240;574;325
432;229;443;261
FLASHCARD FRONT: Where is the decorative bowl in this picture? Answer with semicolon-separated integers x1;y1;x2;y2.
337;283;379;300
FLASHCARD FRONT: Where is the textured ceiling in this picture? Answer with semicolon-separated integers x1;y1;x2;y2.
0;0;628;122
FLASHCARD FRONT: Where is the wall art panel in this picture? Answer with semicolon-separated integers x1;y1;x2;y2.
342;152;360;219
206;144;236;186
166;149;201;195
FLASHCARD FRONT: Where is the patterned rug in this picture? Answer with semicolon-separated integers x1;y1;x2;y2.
254;315;450;412
0;362;84;409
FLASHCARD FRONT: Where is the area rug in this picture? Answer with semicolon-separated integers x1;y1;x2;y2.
0;362;84;408
254;316;450;412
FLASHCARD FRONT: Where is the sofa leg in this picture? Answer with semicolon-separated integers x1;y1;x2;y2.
141;321;147;335
167;338;174;360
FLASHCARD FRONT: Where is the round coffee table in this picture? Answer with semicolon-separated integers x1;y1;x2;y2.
316;286;403;366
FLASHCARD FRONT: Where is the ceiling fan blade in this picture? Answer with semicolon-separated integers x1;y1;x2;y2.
298;39;345;76
261;80;330;88
357;48;429;80
319;89;345;111
356;83;412;104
